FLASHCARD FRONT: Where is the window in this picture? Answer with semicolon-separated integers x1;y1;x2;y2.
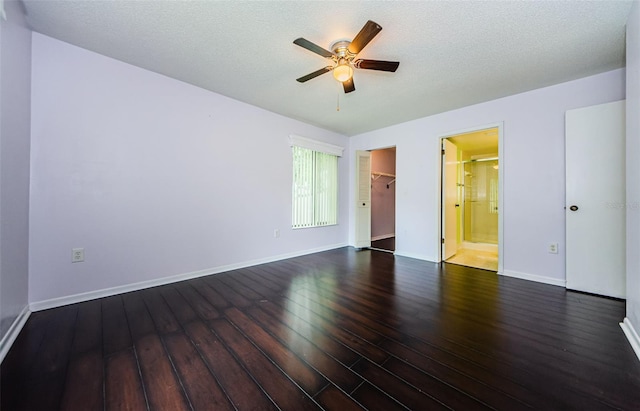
290;135;343;229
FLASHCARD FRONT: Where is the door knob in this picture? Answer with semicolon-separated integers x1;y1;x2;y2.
569;205;579;211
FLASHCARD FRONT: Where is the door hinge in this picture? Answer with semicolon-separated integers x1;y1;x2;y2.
442;238;445;244
441;149;445;155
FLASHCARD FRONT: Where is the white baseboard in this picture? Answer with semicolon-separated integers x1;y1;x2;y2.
0;306;31;364
500;270;566;287
30;242;348;312
371;234;395;241
620;317;640;362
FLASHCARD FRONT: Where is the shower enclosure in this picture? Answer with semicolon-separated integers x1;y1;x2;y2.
463;158;498;245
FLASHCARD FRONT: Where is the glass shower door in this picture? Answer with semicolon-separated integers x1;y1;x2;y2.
463;159;498;244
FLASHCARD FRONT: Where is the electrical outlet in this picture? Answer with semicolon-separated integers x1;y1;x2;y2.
548;243;558;254
72;248;85;263
274;229;280;238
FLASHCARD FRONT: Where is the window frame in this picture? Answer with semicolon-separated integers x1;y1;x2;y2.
289;135;344;229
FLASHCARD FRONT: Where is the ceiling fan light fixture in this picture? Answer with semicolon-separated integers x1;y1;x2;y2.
293;21;398;93
333;60;353;82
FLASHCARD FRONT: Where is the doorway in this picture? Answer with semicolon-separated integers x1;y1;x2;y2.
441;127;500;271
370;147;396;252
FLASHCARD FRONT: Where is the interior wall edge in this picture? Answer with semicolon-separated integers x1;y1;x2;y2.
620;317;640;362
28;242;348;312
0;306;30;364
393;251;434;262
0;0;32;350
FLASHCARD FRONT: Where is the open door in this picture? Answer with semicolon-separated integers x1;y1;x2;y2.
355;150;371;248
442;139;458;259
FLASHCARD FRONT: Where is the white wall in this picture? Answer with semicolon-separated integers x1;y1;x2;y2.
625;0;640;354
0;0;31;346
29;33;349;305
349;69;625;285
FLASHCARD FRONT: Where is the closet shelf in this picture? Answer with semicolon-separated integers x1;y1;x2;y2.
371;171;395;179
372;171;396;188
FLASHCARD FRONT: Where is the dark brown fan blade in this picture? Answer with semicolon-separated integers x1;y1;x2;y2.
343;77;355;93
293;38;334;58
348;20;382;55
354;59;399;72
296;66;333;83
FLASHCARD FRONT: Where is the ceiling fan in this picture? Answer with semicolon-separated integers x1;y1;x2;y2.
293;20;400;94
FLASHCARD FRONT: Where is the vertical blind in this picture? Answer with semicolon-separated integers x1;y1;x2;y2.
292;146;338;228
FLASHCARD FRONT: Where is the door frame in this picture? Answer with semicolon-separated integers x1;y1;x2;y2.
369;146;397;252
437;122;504;274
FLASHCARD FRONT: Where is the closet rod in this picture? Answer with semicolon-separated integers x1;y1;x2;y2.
371;171;396;178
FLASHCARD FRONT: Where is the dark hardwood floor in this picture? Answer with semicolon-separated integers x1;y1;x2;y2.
370;237;395;252
2;247;639;410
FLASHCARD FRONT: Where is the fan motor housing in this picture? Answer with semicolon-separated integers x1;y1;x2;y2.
331;40;354;60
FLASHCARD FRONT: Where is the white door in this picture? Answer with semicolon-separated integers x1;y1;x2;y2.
566;100;626;298
443;139;458;259
355;150;371;248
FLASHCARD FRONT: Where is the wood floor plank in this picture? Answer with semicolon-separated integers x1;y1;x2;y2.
0;310;62;410
210;318;322;409
257;300;362;366
381;337;537;409
122;292;156;341
224;307;328;395
105;348;148;411
229;271;281;299
240;267;285;293
352;358;451;410
191;278;231;310
246;304;363;393
176;282;220;320
60;350;103;411
183;320;278;411
161;286;199;324
381;356;494;410
135;333;191;411
350;382;411;411
163;332;234;411
404;314;638;408
21;373;68;411
278;292;391;364
70;299;102;354
315;385;367;410
102;296;132;355
5;303;80;411
141;288;181;334
204;277;252;308
219;274;264;300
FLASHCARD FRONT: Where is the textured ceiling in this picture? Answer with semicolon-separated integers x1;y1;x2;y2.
22;0;633;136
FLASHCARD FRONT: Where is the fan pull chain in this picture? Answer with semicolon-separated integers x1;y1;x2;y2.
336;89;340;111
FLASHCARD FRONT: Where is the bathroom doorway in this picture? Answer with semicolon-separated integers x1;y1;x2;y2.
441;127;500;271
370;147;396;252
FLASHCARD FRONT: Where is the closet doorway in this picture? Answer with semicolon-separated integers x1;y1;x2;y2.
370;147;396;252
441;127;501;271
